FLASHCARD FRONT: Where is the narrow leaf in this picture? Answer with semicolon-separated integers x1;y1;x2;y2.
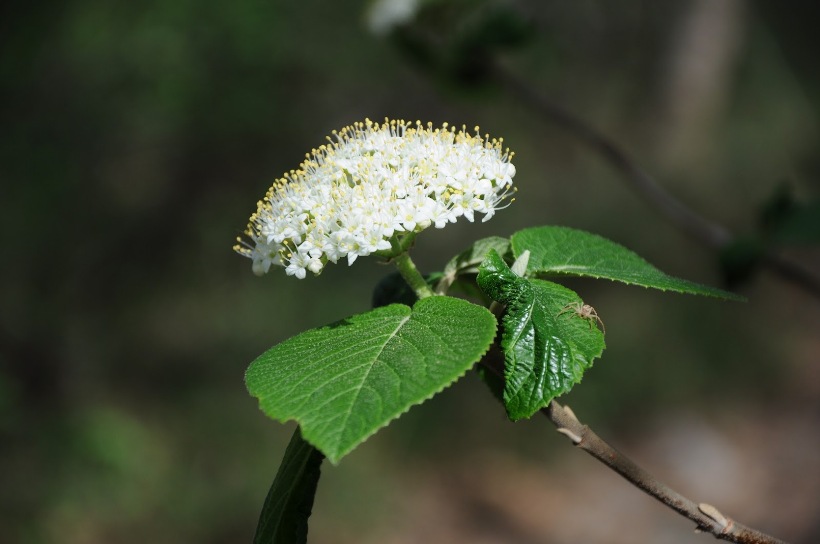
254;428;324;544
246;296;497;463
511;226;744;300
478;250;605;420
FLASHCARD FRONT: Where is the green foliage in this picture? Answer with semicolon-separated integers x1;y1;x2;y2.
437;235;511;293
511;226;744;300
477;250;605;420
5;0;815;540
245;296;497;463
254;429;324;544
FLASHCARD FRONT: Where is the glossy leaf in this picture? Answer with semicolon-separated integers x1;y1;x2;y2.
254;429;324;544
511;226;744;300
478;250;605;420
246;296;497;463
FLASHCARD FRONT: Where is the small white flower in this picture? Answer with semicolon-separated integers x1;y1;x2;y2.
284;251;311;279
235;118;516;278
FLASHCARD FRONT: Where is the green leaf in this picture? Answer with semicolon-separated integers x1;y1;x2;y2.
437;236;511;294
254;428;324;544
478;250;605;421
511;226;744;300
246;296;497;463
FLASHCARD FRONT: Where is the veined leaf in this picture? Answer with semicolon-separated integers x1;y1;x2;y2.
246;296;497;463
253;429;323;544
511;226;744;300
478;250;605;420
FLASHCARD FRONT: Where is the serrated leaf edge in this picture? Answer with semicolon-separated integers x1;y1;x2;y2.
247;300;498;464
511;227;745;301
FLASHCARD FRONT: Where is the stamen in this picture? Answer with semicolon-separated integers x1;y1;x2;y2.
235;119;516;278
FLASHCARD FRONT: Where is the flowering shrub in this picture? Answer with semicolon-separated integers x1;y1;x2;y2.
237;118;745;544
235;119;515;278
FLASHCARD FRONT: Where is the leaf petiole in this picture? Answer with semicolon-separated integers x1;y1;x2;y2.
392;251;435;299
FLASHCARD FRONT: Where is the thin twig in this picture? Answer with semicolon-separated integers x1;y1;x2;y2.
543;401;789;544
479;355;788;543
489;61;820;300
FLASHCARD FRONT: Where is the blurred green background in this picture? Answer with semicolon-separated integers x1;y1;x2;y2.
2;1;819;543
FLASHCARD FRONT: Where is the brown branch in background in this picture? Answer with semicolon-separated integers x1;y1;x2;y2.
479;354;789;544
544;401;790;544
759;252;820;300
488;61;820;300
541;401;785;544
476;60;798;540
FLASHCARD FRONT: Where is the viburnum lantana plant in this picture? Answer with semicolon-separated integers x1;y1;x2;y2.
237;118;741;543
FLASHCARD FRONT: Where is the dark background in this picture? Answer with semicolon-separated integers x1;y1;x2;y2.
2;1;819;542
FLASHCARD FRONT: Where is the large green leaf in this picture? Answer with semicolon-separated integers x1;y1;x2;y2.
246;296;497;463
511;226;744;300
254;428;324;544
478;250;605;420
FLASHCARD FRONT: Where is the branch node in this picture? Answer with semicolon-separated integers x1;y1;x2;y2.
698;503;729;530
556;427;583;445
539;403;788;542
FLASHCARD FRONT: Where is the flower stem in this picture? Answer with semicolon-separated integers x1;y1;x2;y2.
393;252;435;300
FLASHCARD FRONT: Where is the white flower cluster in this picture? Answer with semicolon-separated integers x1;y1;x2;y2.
235;118;516;279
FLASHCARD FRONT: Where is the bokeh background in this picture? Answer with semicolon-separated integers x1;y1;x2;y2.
2;0;819;542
